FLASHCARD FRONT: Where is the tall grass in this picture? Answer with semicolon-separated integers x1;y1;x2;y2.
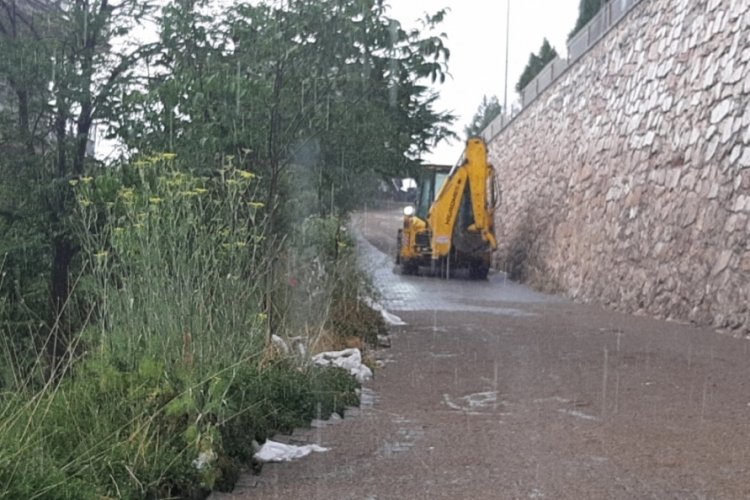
0;156;362;499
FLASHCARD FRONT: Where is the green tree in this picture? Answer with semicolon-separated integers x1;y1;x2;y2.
119;0;454;215
0;0;160;370
569;0;603;40
515;38;558;93
464;95;502;138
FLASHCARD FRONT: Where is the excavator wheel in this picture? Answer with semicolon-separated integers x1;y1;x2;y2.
395;230;402;265
468;261;489;280
401;258;418;275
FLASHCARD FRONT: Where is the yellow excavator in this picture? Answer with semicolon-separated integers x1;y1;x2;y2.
396;137;498;279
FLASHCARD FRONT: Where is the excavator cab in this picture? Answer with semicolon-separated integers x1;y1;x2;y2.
415;166;451;220
397;137;497;279
397;164;451;274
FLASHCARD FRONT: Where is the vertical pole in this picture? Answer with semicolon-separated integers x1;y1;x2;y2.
503;0;510;114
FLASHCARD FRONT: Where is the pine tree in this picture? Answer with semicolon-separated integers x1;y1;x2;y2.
515;38;558;93
569;0;603;40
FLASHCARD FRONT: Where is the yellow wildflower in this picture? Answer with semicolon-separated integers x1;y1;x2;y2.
161;153;177;160
149;197;163;205
181;191;198;197
133;160;150;169
118;188;135;201
227;179;240;186
235;241;247;248
195;188;208;194
79;198;93;207
81;176;93;184
238;170;255;180
68;179;79;187
249;202;265;209
94;250;109;259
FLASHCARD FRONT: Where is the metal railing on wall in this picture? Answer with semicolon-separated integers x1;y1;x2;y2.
482;0;646;142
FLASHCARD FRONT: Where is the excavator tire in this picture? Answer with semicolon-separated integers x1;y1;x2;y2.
401;259;418;275
395;230;402;265
469;262;489;280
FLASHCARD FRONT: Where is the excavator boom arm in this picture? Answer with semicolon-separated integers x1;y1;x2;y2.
427;138;497;258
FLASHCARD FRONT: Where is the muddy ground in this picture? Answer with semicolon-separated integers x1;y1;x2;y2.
214;208;750;499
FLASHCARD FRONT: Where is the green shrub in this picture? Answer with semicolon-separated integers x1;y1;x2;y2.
0;155;364;498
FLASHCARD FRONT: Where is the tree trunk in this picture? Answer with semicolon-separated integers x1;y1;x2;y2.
48;235;74;374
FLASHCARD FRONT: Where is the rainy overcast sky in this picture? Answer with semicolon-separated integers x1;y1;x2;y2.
388;0;580;165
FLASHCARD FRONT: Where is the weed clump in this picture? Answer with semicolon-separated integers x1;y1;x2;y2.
0;156;366;498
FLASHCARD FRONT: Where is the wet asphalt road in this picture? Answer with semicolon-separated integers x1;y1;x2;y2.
215;208;750;499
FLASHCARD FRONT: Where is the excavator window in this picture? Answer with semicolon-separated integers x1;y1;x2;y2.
416;169;450;220
416;174;433;220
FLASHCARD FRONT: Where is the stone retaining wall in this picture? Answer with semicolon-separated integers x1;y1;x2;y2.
488;0;750;332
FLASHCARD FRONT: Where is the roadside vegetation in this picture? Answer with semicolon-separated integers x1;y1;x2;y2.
0;0;453;497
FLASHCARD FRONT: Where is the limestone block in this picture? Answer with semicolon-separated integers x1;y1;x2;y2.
720;117;736;143
721;61;743;85
740;253;750;272
705;125;717;140
643;131;656;147
705;137;720;162
710;98;734;124
733;194;750;212
730;145;743;164
729;0;749;20
708;181;720;200
660;95;674;113
704;62;721;89
656;59;674;79
711;250;733;276
688;127;700;146
711;11;726;37
739;147;750;168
